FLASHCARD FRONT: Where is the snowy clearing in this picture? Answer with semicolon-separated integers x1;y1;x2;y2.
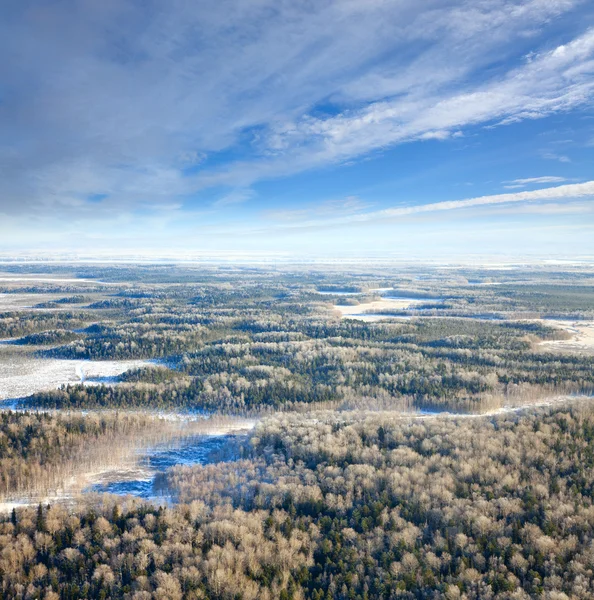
0;349;154;402
0;275;100;283
335;297;426;321
538;320;594;353
0;293;47;310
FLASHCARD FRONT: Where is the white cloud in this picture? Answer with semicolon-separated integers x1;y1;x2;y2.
258;181;594;230
253;28;594;173
542;151;572;162
503;176;568;188
0;0;591;217
358;181;594;221
213;189;256;207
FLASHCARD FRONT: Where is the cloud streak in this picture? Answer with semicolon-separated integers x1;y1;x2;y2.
377;181;594;219
1;0;593;218
503;176;568;189
242;27;594;181
261;181;594;229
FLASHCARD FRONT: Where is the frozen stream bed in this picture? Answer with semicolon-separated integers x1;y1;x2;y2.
87;432;238;501
0;416;255;512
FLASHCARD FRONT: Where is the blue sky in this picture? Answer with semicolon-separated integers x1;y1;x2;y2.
1;0;593;259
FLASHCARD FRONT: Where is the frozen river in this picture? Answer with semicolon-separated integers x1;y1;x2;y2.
88;432;238;500
0;415;254;512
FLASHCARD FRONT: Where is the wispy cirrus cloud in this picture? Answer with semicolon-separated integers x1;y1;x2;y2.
1;0;593;220
265;196;371;222
213;189;256;208
376;181;594;220
189;24;594;190
542;151;572;162
236;27;594;181
260;181;594;229
503;176;568;188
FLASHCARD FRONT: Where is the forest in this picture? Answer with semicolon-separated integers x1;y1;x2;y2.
0;262;593;598
0;411;166;500
1;403;594;599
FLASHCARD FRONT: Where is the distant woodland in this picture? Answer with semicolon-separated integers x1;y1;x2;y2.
0;263;594;598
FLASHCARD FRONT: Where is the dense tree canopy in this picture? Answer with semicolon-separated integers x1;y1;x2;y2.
1;263;593;599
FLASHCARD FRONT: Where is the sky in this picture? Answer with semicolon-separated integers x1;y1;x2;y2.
1;0;594;261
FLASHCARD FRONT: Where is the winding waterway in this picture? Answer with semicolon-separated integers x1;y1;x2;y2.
88;432;238;501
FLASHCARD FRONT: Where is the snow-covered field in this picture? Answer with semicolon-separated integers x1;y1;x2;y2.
0;292;67;311
0;347;153;402
0;275;99;283
538;320;594;353
335;297;425;321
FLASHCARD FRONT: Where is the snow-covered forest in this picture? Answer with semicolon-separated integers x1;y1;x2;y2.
0;263;593;599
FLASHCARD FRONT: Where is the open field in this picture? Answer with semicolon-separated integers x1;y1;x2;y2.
333;297;426;320
0;346;154;403
0;275;97;283
538;319;594;353
0;293;71;311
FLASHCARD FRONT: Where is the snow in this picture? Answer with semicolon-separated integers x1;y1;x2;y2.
411;395;592;419
316;290;361;296
538;320;594;353
0;418;254;511
335;297;426;320
0;275;98;283
0;349;154;402
86;433;238;500
0;293;55;311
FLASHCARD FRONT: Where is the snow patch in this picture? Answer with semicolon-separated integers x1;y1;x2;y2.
0;353;153;401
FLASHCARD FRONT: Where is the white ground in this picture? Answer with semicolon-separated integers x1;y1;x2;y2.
84;418;255;486
0;417;256;512
538;320;594;353
0;275;99;283
334;298;424;321
0;348;154;402
0;292;99;312
316;290;361;296
0;292;72;311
